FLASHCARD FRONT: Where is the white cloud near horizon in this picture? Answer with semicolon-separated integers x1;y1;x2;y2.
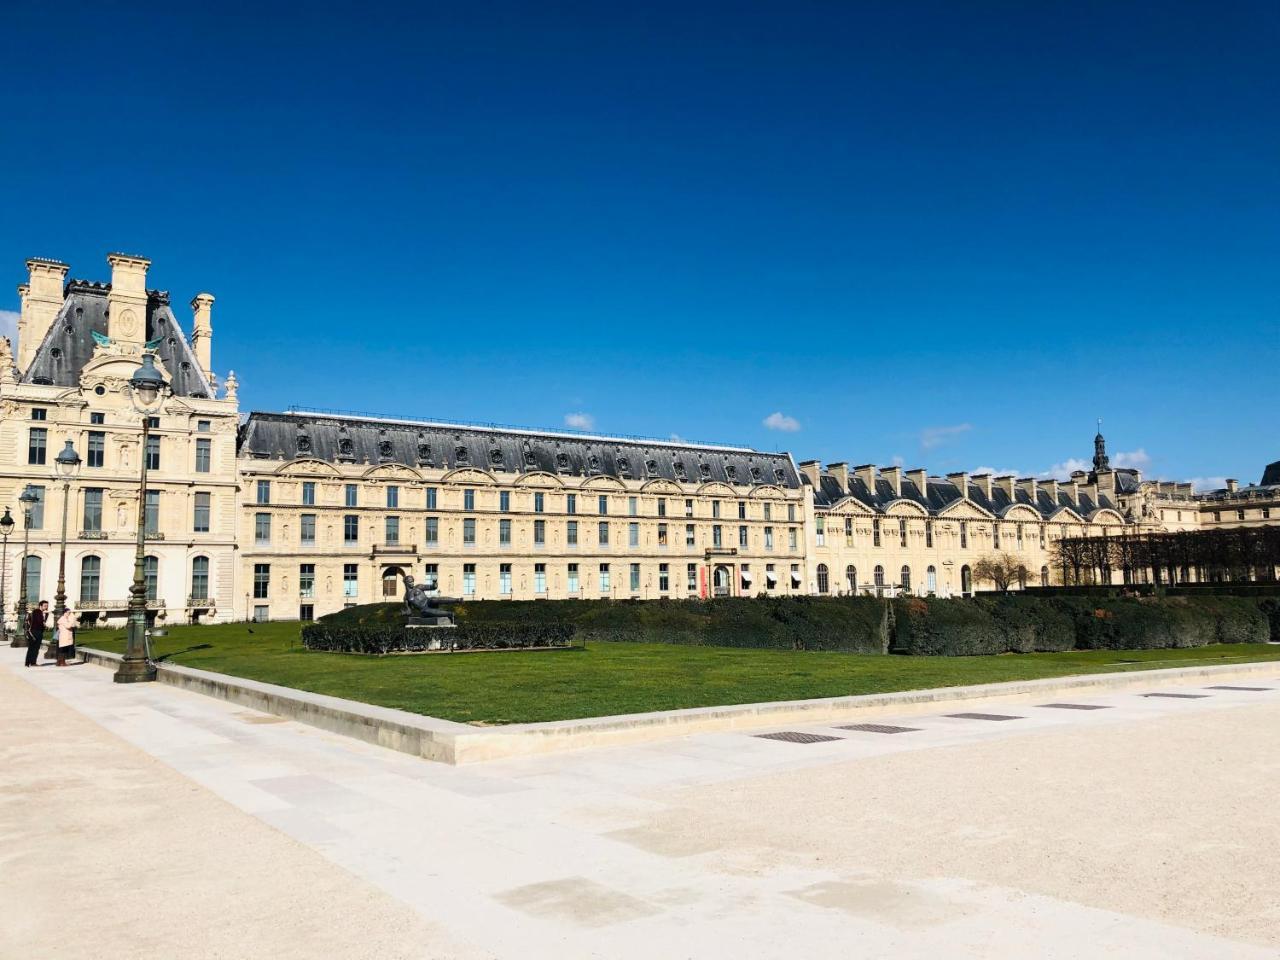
920;423;971;450
0;309;17;345
762;411;801;432
1040;457;1090;478
1112;448;1151;470
564;412;595;430
1188;476;1229;492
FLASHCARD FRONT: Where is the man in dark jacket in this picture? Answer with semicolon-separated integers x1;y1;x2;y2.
25;601;48;667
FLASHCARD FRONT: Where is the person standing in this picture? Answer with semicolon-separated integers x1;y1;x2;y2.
25;600;48;668
56;606;77;667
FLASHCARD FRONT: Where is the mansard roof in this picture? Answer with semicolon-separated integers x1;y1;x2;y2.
20;279;214;398
1262;460;1280;487
238;411;802;489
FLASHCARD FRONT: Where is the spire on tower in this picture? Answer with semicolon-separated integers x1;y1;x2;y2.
1093;419;1110;471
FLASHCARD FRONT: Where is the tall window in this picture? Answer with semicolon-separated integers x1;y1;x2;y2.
385;516;400;543
300;482;315;506
24;556;41;601
534;563;546;593
846;565;856;592
764;526;773;549
993;523;1000;549
193;492;210;533
500;563;512;595
1040;565;1050;587
83;488;103;532
738;525;748;548
80;556;101;603
425;487;437;510
567;563;579;593
464;488;475;510
144;556;159;600
463;564;476;596
687;563;698;592
628;497;638;516
599;563;611;592
28;427;47;465
345;484;358;507
598;521;609;546
817;563;829;593
195;438;211;473
256;480;271;505
629;522;639;547
463;518;476;545
344;515;359;544
387;485;399;508
874;565;885;587
926;566;936;594
764;503;772;521
872;518;881;547
144;491;160;536
423;564;439;591
899;519;907;548
190;557;209;600
713;525;723;547
534;492;544;513
26;486;45;529
815;517;825;546
88;431;105;468
961;564;972;595
712;501;721;519
658;498;666;517
657;523;668;546
738;501;747;520
629;563;641;591
1016;523;1023;549
499;490;510;512
658;563;669;592
960;521;968;550
566;493;576;515
787;527;797;550
686;524;696;547
787;503;796;522
925;520;933;548
300;513;315;544
598;495;608;514
845;517;853;546
425;516;438;545
254;512;271;545
253;563;270;599
566;520;578;546
900;566;911;592
343;563;358;597
685;499;694;518
145;434;160;471
534;519;545;546
499;518;511;545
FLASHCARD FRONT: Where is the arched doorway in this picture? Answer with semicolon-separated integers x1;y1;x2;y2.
961;564;972;596
712;565;731;597
816;563;829;594
382;565;405;598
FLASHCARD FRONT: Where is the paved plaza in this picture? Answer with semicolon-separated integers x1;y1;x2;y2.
3;657;1279;959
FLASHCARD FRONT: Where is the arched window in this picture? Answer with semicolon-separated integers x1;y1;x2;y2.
1040;565;1050;587
900;566;911;592
926;565;937;594
143;556;159;601
23;556;42;604
79;556;101;603
961;564;972;595
845;565;856;593
191;556;210;601
874;565;885;586
382;565;404;597
816;563;829;594
1017;565;1028;590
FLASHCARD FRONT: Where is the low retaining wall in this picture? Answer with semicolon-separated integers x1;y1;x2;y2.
79;647;1279;765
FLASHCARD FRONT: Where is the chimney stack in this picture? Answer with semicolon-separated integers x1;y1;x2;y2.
1226;478;1238;494
826;462;849;492
973;473;994;501
883;465;903;499
17;258;68;371
1046;479;1060;504
107;253;151;351
1017;477;1039;504
798;460;822;489
191;293;214;379
947;472;970;499
855;464;878;492
906;469;928;495
995;475;1016;501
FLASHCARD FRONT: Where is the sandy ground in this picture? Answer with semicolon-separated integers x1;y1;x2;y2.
630;701;1280;949
0;665;488;960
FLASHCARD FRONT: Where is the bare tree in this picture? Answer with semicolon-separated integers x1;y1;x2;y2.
972;552;1026;592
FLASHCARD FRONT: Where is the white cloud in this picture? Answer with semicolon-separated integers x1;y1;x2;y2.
973;466;1021;477
564;412;595;430
669;433;685;443
1112;448;1151;470
1187;476;1228;492
1040;458;1090;478
762;411;801;432
0;309;17;345
920;423;971;450
891;454;905;468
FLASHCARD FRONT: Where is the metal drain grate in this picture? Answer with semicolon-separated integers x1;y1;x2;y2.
1141;692;1208;699
835;723;921;734
1038;703;1111;711
1206;685;1273;692
754;731;843;744
945;712;1022;721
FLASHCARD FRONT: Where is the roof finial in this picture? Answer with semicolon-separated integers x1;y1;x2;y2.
1093;419;1109;471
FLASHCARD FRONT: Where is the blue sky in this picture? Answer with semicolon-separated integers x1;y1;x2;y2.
2;2;1276;488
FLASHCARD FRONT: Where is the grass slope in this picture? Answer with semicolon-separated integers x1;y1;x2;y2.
76;622;1280;725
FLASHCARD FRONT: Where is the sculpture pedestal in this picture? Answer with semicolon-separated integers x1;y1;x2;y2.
405;623;454;652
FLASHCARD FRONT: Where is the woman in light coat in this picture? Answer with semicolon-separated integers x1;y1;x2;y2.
56;607;78;667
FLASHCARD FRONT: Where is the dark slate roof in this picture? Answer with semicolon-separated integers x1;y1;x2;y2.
1112;469;1142;494
20;280;214;398
1262;460;1280;487
238;411;802;489
806;469;1117;519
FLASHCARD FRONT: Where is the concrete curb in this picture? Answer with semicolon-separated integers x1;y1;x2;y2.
78;647;1280;765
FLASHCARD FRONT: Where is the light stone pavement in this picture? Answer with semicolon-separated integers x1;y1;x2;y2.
5;657;1280;959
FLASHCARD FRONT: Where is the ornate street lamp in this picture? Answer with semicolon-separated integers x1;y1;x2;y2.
47;439;83;659
115;353;169;684
0;507;14;643
13;485;39;648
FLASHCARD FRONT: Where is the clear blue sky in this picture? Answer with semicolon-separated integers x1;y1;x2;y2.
2;2;1276;488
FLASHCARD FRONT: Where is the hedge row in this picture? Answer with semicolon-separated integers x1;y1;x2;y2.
301;620;575;654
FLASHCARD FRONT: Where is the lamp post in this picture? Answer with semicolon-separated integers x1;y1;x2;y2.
0;507;14;643
115;353;168;684
47;439;83;659
13;486;39;648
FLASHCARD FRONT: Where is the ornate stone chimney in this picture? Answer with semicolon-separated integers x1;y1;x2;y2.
882;466;903;499
995;475;1016;501
947;472;969;499
798;460;822;488
906;469;928;496
107;253;151;351
1226;478;1238;494
1017;477;1039;503
826;462;849;492
17;257;68;372
855;464;877;492
973;473;994;501
191;292;214;379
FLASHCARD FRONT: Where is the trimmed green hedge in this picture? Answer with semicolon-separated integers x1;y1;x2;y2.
301;619;575;654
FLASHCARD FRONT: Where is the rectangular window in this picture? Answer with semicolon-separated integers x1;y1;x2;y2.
464;488;475;511
27;486;45;529
299;604;314;622
629;522;639;547
960;521;968;549
344;514;359;544
787;504;796;522
301;513;315;544
499;490;510;512
738;502;746;520
193;492;210;533
145;434;160;471
90;412;105;425
925;521;933;549
686;524;696;547
189;557;208;601
253;563;270;599
534;563;546;593
423;564;439;591
567;563;579;593
712;501;721;519
426;487;437;510
687;563;698;592
1016;523;1023;548
144;556;158;600
28;427;47;465
197;419;211;432
87;432;105;468
599;563;610;592
253;605;269;623
658;563;669;592
500;563;512;595
845;517;854;546
463;564;476;596
993;523;1000;549
145;491;160;536
764;526;774;550
385;516;400;544
567;520;578;546
566;493;576;515
147;416;160;429
629;562;641;592
30;408;46;421
386;485;399;508
343;563;358;597
658;498;666;517
598;521;609;546
195;438;211;473
301;481;315;505
255;512;271;545
628;496;638;516
345;484;358;507
82;488;103;532
788;527;797;551
899;519;908;548
299;564;315;599
816;517;825;546
463;517;476;544
1039;525;1046;550
534;519;545;546
499;518;511;545
598;494;608;515
738;525;748;548
713;525;723;547
534;492;545;513
657;523;668;546
425;516;438;545
764;503;772;521
873;518;881;547
256;480;271;505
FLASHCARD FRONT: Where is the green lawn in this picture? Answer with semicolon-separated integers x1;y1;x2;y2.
76;622;1280;725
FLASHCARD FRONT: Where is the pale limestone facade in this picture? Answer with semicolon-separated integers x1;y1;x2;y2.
1;251;1277;625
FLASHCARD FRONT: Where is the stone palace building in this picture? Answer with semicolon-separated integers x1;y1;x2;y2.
2;252;1276;624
